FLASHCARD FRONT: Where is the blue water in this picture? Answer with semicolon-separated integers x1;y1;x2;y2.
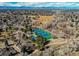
32;28;51;38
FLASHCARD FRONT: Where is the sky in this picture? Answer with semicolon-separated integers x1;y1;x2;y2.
0;2;79;8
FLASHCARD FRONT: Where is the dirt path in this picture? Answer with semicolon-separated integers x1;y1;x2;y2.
46;39;68;46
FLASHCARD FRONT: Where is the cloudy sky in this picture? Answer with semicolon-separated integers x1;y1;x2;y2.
0;2;79;8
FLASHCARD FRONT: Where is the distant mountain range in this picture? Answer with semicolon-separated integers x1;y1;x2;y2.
0;6;79;10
